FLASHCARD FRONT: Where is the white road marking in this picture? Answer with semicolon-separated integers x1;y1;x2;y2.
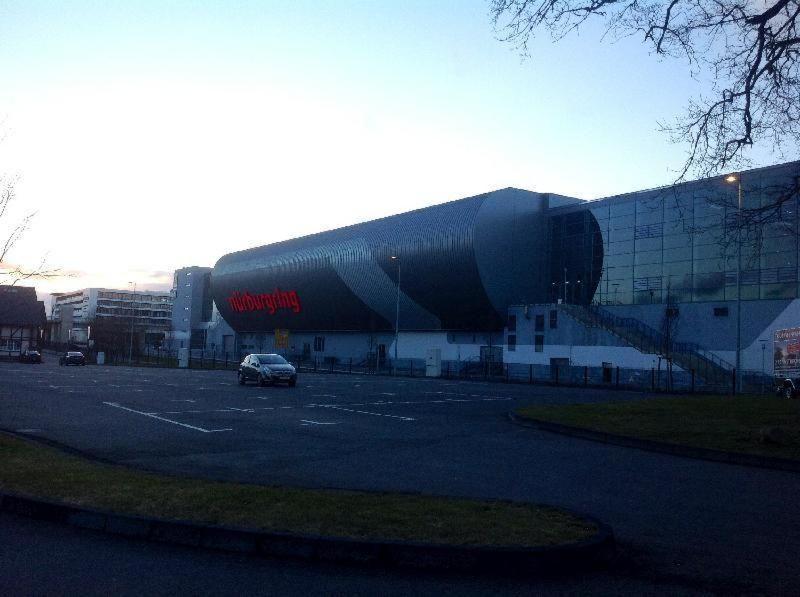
379;392;396;396
227;407;255;413
312;394;338;398
171;399;196;403
103;402;232;433
15;428;41;433
300;420;340;426
318;404;414;421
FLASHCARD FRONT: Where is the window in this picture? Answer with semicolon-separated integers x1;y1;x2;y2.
534;335;544;352
507;335;516;351
549;309;558;329
713;307;729;317
314;336;325;352
507;314;516;333
535;314;544;332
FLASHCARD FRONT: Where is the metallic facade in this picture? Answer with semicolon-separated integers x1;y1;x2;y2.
212;188;580;332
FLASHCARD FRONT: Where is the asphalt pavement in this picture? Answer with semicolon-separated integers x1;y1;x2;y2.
1;359;799;593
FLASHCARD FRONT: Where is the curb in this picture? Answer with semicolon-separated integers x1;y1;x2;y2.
0;491;614;575
510;413;800;473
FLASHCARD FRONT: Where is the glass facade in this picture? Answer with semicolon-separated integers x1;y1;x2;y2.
550;163;800;305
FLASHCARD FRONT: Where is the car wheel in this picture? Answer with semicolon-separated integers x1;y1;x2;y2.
288;379;297;387
258;374;268;387
785;387;795;399
238;372;246;385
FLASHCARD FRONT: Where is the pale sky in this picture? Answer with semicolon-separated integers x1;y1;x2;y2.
0;0;779;300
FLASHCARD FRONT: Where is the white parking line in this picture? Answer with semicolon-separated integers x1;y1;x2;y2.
318;404;414;421
300;420;340;426
103;402;233;433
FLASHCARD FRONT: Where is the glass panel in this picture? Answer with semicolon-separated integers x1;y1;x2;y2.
607;239;634;255
610;201;635;217
663;232;692;248
761;251;797;269
606;265;633;280
665;273;693;291
635;237;662;252
604;252;634;268
693;241;725;259
761;282;796;299
635;249;662;266
610;215;635;230
663;246;693;262
662;261;692;277
608;227;634;243
634;263;662;277
692;226;726;246
694;258;725;273
664;218;692;235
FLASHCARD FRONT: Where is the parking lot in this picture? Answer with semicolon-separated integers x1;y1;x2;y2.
0;358;638;487
2;358;800;592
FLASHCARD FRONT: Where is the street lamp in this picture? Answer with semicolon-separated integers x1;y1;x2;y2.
128;281;137;364
390;256;400;367
725;173;743;393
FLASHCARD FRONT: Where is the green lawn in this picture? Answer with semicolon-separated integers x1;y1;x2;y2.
0;433;594;547
518;396;800;461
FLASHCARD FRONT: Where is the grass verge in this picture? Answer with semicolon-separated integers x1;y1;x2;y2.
518;395;800;461
0;433;594;547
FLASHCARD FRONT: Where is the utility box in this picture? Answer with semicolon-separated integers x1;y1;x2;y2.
96;352;105;366
426;348;442;377
178;348;190;368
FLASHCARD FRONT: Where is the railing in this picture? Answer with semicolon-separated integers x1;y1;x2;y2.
560;303;734;385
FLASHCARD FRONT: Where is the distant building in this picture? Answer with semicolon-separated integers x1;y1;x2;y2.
0;285;46;357
50;288;173;349
210;160;800;381
166;266;236;354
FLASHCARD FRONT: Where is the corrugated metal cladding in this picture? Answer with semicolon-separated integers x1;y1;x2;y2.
211;188;583;332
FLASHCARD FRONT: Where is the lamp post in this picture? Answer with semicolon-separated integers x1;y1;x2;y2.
128;281;137;364
390;255;400;367
725;173;743;393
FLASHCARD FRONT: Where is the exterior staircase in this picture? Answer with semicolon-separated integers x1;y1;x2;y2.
560;303;734;386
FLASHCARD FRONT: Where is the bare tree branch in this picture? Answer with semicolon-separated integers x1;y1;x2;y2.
490;0;800;178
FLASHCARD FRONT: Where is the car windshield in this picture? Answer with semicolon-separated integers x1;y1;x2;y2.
254;354;288;365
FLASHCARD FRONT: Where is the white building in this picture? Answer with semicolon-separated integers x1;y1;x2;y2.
50;288;173;348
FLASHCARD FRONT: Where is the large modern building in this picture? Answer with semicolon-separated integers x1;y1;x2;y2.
209;161;800;380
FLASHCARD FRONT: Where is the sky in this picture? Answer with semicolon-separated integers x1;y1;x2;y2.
0;0;781;301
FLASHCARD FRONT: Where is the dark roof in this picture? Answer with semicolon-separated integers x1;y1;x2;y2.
0;285;46;327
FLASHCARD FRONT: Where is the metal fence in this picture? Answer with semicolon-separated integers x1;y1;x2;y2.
35;342;777;395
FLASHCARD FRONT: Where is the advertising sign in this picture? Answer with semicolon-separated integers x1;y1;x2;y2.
773;327;800;376
274;328;290;349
